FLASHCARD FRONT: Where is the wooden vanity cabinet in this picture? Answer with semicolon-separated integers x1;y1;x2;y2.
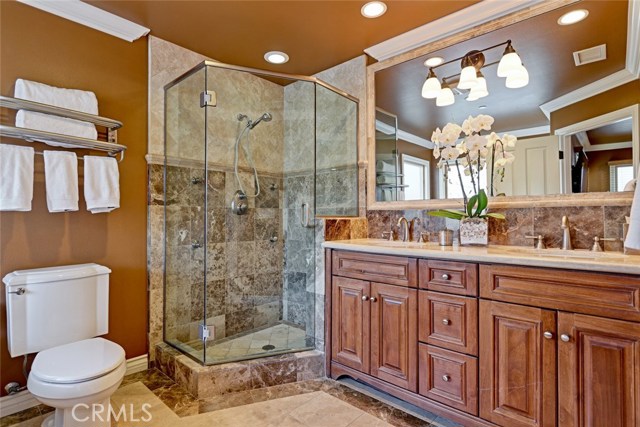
328;249;640;427
330;257;418;392
479;264;640;427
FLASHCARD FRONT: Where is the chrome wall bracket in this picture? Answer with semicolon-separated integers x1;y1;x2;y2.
200;90;217;108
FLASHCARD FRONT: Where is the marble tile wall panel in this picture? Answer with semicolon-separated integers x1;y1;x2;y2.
366;206;630;250
154;343;324;398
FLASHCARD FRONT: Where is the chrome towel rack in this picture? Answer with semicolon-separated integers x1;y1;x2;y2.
0;95;126;162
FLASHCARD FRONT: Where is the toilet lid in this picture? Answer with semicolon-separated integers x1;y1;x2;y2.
31;338;125;384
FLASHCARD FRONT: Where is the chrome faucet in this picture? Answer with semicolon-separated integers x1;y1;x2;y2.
397;217;410;242
561;216;573;250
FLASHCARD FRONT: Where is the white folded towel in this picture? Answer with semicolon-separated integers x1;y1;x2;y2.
83;156;120;214
624;178;640;251
14;79;99;146
44;151;79;213
376;160;395;173
0;144;34;211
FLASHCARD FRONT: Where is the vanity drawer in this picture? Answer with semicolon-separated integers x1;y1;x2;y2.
418;291;478;355
418;344;478;416
332;251;417;287
480;264;640;321
419;259;478;296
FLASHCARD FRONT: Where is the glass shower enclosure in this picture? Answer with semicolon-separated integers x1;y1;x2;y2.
163;61;358;365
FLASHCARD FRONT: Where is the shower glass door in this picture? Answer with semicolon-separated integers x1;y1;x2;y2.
201;64;316;364
164;66;207;363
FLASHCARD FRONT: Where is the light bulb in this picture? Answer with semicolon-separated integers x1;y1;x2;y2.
458;66;478;90
436;87;455;107
421;76;441;99
505;65;529;88
468;75;488;100
497;43;522;78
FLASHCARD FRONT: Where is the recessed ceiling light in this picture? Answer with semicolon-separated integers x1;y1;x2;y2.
424;57;444;67
264;51;289;64
361;1;387;18
558;9;589;25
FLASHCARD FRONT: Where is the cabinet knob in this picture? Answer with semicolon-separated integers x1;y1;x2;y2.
370;297;378;302
441;274;451;280
362;295;369;301
543;331;553;339
442;319;451;325
560;334;571;342
442;375;450;382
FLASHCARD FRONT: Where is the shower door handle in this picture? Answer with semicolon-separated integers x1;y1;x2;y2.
301;203;314;228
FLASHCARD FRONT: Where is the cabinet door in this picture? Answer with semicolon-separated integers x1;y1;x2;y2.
370;282;418;392
479;300;557;427
558;313;640;427
331;277;370;373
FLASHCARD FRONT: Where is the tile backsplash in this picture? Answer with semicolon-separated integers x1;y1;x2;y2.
366;205;630;252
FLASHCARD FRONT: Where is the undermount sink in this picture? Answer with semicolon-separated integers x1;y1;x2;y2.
495;246;627;260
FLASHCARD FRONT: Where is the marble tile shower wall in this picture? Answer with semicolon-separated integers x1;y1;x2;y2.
367;205;631;251
149;164;285;345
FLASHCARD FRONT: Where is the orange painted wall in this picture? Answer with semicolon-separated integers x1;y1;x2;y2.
0;1;148;395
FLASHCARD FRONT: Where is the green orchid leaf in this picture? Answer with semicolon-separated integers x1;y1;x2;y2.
466;195;478;217
428;210;466;220
475;189;488;217
484;212;506;220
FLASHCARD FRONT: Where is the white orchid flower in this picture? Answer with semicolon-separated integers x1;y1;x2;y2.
502;133;517;147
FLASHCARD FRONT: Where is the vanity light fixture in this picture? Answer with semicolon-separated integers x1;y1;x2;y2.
421;40;529;107
361;1;387;18
558;9;589;26
264;51;289;64
435;80;455;107
421;68;441;99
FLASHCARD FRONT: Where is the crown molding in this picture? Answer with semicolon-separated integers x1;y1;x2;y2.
375;120;434;148
364;0;544;61
505;125;550;138
539;0;640;118
539;69;637;119
627;0;640;76
17;0;150;42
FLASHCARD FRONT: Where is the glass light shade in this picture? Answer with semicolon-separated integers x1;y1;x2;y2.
497;52;522;77
421;77;441;99
436;87;455;107
468;76;488;100
457;66;478;90
505;65;529;88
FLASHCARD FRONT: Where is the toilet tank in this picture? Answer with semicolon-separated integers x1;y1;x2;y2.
3;263;111;358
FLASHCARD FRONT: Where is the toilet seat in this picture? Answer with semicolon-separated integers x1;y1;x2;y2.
28;338;126;401
31;337;125;384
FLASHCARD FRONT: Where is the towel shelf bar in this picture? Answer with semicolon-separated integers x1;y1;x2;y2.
0;96;123;129
0;125;126;162
0;95;126;162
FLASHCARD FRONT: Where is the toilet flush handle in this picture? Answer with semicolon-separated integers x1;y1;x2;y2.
7;288;25;295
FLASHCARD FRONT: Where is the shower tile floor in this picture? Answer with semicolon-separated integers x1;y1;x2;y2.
170;322;312;364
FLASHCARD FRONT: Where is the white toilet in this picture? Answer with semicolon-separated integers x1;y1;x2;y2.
3;264;126;427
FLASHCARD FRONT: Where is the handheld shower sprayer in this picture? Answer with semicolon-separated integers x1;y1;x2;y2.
248;112;272;129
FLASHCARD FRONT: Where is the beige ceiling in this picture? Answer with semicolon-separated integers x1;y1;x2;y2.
375;0;630;138
88;0;479;76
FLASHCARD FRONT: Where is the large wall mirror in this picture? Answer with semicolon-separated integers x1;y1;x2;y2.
369;0;639;208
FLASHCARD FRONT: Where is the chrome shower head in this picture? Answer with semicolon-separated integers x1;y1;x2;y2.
248;112;272;129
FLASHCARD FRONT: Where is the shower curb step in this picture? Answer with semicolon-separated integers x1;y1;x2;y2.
153;342;325;399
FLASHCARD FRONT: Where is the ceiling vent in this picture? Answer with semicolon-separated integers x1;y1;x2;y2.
573;44;607;66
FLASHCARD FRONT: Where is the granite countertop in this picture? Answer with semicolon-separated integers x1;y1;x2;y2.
322;239;640;275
